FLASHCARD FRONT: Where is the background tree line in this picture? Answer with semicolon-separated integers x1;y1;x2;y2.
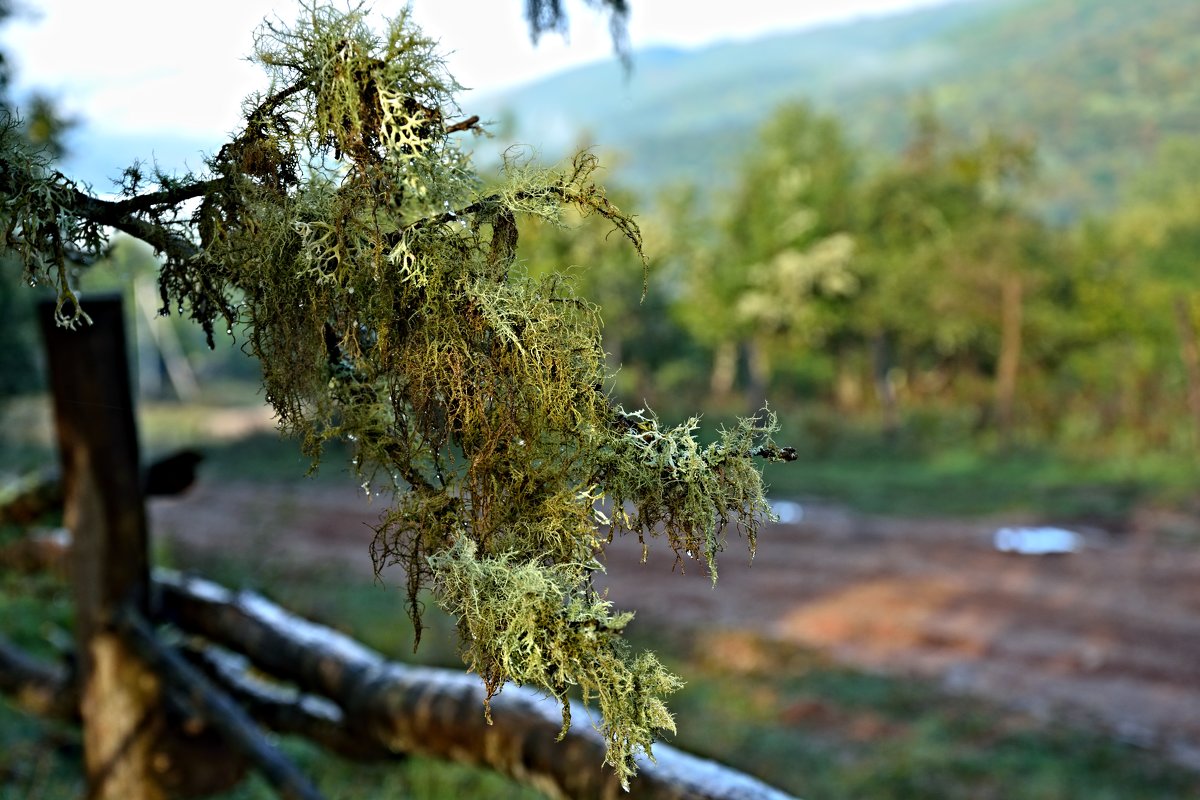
516;100;1200;470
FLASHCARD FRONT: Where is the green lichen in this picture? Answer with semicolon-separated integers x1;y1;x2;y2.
429;538;681;784
0;2;793;786
0;115;97;326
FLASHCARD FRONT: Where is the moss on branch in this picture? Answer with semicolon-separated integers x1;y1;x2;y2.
0;2;789;786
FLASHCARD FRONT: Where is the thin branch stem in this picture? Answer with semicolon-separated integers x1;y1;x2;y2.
444;114;481;135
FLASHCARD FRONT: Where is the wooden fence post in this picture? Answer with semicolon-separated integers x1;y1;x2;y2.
38;294;166;800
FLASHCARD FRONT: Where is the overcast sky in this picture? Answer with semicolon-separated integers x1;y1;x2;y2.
2;0;957;140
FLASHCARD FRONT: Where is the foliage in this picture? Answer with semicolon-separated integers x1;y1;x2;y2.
505;93;1200;472
0;3;792;786
671;103;859;404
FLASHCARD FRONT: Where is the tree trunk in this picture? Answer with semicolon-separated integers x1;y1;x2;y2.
870;333;899;441
1175;295;1200;448
745;338;771;413
709;340;738;401
834;344;862;412
38;296;167;800
994;272;1024;446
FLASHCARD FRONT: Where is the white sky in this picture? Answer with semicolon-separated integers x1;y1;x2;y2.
2;0;951;139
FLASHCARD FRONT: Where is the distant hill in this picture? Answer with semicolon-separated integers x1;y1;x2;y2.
473;0;1200;220
56;0;1200;219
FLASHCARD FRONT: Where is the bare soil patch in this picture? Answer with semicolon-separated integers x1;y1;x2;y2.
150;482;1200;769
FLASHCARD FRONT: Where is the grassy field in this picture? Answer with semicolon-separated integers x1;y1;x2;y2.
5;388;1197;522
4;552;1198;800
3;391;1200;798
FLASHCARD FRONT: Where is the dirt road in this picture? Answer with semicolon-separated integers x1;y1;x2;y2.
150;482;1200;769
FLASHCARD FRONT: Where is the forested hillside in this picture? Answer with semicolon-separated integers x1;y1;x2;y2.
481;0;1200;219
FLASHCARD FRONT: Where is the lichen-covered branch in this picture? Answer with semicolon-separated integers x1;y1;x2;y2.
0;2;794;782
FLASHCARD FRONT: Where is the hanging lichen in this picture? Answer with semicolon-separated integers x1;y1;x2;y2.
0;2;795;787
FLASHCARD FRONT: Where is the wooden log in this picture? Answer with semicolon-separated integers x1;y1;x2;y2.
0;635;75;718
0;631;254;799
2;572;799;799
115;605;326;800
0;628;382;766
155;571;799;800
184;645;396;761
38;295;165;800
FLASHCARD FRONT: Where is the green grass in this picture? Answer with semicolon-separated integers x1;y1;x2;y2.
5;392;1200;797
644;629;1200;800
4;542;1200;799
735;407;1200;522
761;448;1159;521
208;742;544;800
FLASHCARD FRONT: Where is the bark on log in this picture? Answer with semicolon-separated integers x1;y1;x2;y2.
184;645;396;762
115;605;325;800
0;635;75;718
154;571;798;800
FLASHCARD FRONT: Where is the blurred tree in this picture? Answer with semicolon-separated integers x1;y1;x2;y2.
853;113;1043;441
1108;137;1200;447
675;103;859;409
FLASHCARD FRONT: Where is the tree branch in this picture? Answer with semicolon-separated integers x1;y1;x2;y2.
67;188;200;263
102;179;224;217
444;115;481;135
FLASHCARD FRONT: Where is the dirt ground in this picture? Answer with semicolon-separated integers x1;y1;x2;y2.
150;481;1200;770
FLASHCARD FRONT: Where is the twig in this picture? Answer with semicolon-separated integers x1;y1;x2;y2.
444;115;481;135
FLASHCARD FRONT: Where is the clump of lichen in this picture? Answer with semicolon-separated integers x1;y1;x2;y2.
0;2;794;787
429;538;681;781
0;115;98;326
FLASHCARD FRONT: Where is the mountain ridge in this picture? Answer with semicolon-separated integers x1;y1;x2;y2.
472;0;1200;219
